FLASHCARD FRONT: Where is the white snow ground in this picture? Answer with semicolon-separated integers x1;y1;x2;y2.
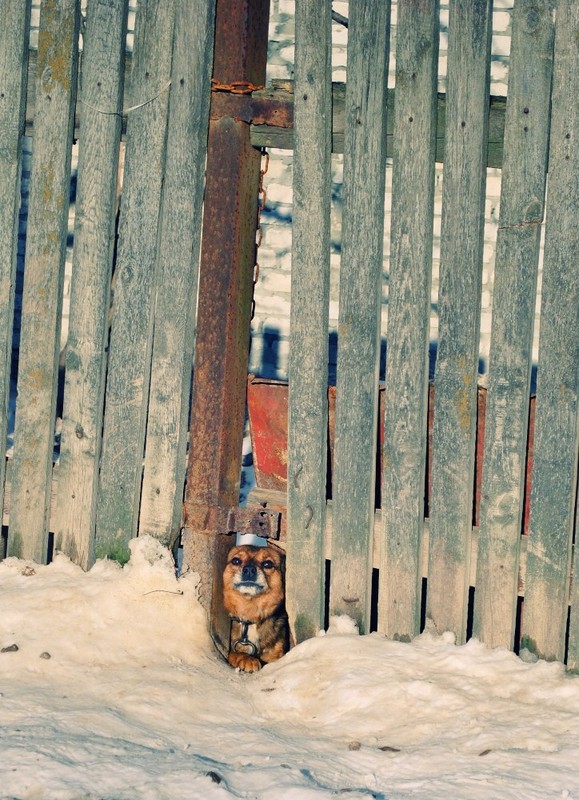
1;536;578;800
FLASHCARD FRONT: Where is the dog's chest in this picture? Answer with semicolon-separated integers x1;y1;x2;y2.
232;619;260;652
247;622;259;648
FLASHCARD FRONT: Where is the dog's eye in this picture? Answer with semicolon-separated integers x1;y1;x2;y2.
230;557;242;566
261;559;275;570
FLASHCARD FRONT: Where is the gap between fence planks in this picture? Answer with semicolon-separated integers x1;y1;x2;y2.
521;0;579;665
286;0;332;644
330;0;390;633
53;0;128;570
473;0;554;651
379;0;439;642
8;0;80;562
0;0;31;543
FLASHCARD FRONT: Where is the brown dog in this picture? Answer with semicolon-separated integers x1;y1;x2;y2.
223;544;290;672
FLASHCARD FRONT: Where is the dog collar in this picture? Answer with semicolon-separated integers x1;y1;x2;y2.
231;617;258;657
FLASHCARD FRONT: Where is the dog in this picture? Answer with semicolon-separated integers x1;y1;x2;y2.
223;544;289;673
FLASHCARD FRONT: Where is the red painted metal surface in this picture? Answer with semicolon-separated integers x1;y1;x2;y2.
247;378;290;491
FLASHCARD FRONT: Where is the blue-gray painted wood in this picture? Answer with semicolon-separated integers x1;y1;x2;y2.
379;0;439;641
427;0;493;642
330;0;390;633
521;0;579;664
473;0;554;650
8;0;79;562
55;0;129;570
0;0;31;547
286;0;332;643
139;0;216;546
95;0;175;563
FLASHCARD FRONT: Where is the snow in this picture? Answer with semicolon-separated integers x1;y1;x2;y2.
2;536;578;800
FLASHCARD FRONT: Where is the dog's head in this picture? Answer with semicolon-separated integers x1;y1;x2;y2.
223;544;285;623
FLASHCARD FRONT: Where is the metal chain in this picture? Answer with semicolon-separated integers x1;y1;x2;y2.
232;618;258;656
252;149;269;320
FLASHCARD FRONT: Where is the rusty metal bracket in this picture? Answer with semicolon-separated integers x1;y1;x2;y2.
209;86;294;128
184;504;281;539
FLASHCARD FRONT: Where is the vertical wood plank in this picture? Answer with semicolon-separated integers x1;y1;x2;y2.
427;0;492;641
286;0;332;643
330;0;390;633
8;0;79;562
521;0;579;663
95;0;175;562
54;0;128;569
379;0;439;641
569;489;579;671
0;0;32;535
473;0;554;650
139;0;216;545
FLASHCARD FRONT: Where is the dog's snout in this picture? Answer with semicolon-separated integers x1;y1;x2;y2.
242;563;257;582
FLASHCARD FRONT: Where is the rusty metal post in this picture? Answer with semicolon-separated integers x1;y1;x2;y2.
182;0;270;655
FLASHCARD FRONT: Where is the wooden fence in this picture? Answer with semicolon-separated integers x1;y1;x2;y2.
1;0;577;668
266;0;578;668
1;0;216;567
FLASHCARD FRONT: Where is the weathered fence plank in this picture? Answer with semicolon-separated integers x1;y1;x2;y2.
138;0;216;545
286;0;332;643
473;0;554;650
95;0;175;562
521;0;579;664
8;0;79;562
427;0;492;641
53;0;128;569
0;0;31;537
379;0;439;641
330;0;390;632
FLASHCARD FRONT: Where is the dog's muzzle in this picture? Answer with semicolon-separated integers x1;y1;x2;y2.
233;563;266;594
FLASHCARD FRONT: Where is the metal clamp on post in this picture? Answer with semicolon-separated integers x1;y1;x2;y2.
183;503;281;539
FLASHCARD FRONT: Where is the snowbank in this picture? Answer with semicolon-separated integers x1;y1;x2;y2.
1;536;578;799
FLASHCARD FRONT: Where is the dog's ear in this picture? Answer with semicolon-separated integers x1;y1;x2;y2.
267;543;286;575
266;541;286;559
